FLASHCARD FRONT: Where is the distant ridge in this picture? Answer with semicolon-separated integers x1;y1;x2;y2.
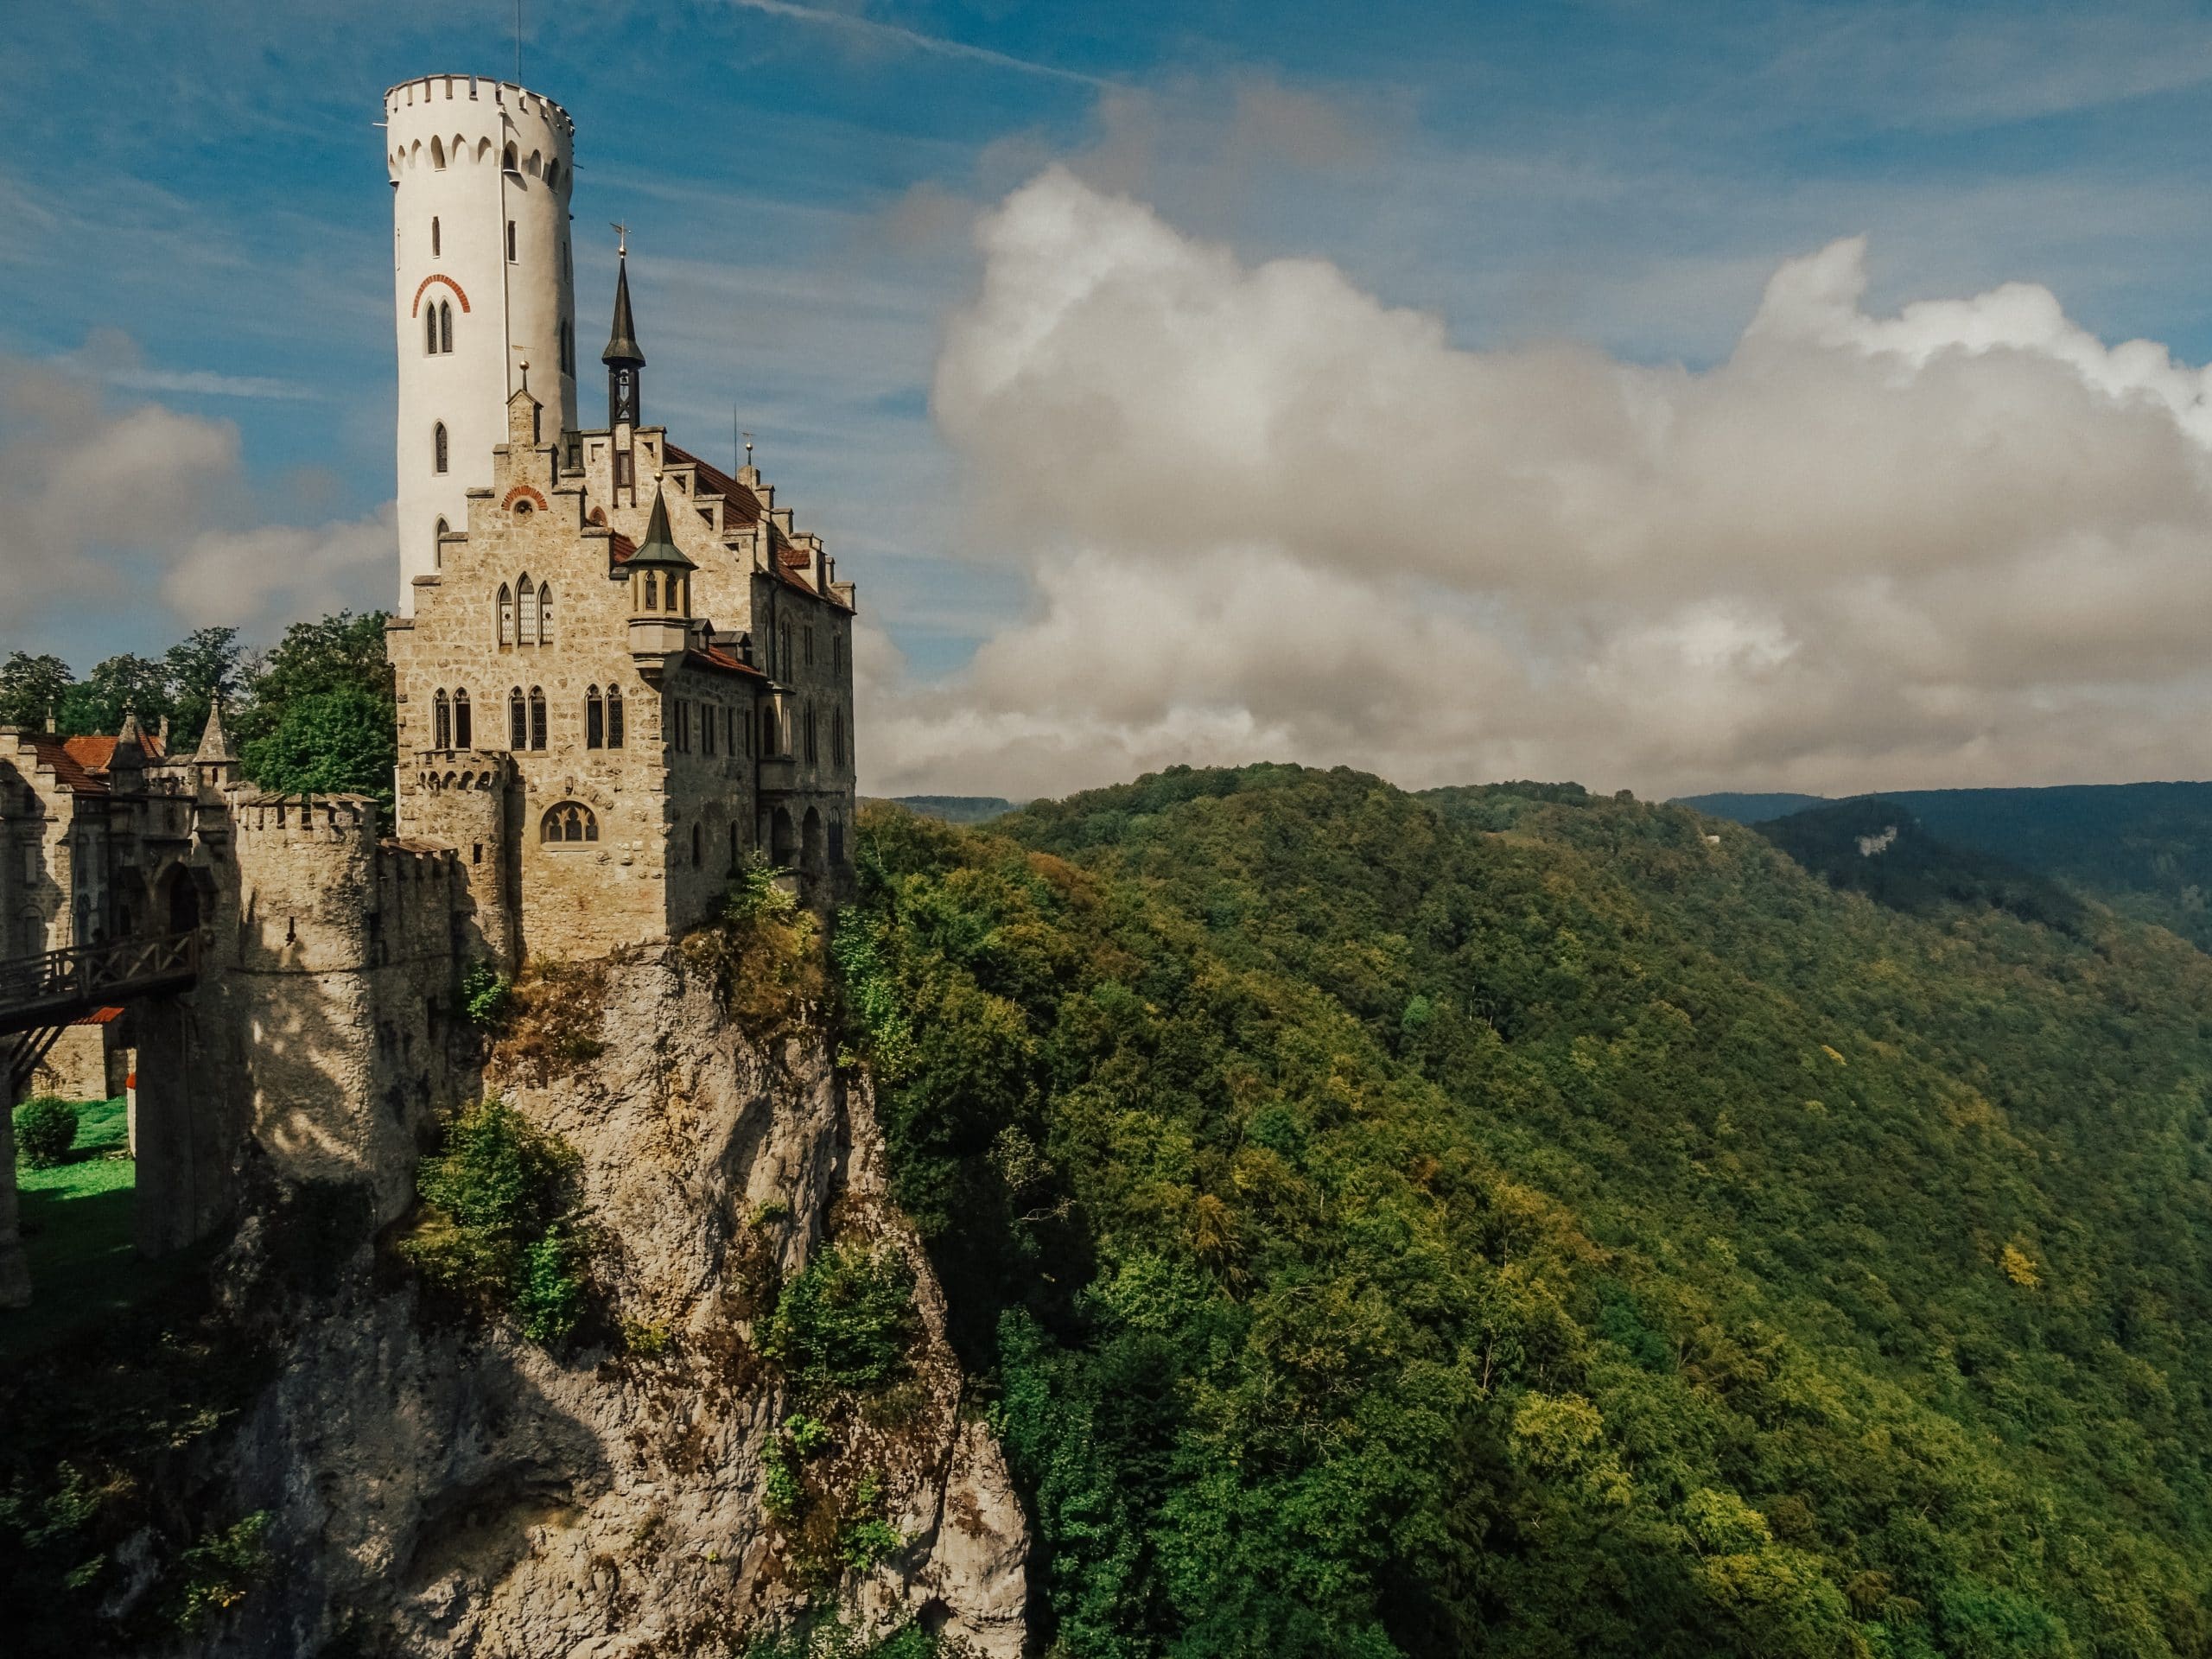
870;794;1020;824
1677;780;2212;950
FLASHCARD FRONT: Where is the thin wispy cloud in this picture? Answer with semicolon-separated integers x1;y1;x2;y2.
728;0;1113;90
103;367;325;402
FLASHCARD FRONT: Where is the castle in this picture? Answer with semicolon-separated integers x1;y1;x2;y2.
0;76;861;1305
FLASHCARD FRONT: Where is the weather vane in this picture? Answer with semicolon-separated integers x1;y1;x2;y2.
612;220;628;257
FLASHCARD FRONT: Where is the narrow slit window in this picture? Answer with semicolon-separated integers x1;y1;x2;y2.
454;688;472;747
508;687;526;750
433;690;451;750
497;583;514;645
585;686;603;748
431;215;441;256
433;422;448;474
607;687;625;748
529;686;547;750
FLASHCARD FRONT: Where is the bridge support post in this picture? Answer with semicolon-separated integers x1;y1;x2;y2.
0;1086;27;1309
132;995;219;1259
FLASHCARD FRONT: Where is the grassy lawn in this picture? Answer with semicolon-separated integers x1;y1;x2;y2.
3;1096;189;1360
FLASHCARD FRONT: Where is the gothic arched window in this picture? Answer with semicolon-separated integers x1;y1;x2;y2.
430;135;445;169
439;300;453;354
434;516;448;569
497;583;513;645
540;802;598;844
454;687;472;747
606;686;625;749
518;576;538;645
503;142;518;175
529;686;547;750
537;583;553;645
433;689;451;750
426;307;439;355
643;570;659;611
585;686;604;749
832;709;845;767
508;687;527;750
433;422;448;474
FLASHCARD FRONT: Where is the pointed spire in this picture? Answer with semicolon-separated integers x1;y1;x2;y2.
194;699;235;764
603;249;644;370
627;482;695;569
112;712;145;767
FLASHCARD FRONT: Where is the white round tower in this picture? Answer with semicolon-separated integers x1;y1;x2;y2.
385;74;578;613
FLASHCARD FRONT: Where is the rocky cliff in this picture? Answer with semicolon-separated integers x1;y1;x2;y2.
190;948;1027;1656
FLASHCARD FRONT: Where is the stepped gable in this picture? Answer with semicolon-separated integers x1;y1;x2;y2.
662;440;853;612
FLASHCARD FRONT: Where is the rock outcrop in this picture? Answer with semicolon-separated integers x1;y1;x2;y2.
193;948;1027;1656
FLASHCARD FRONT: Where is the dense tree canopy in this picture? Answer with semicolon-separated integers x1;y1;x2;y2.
839;766;2212;1658
0;611;395;804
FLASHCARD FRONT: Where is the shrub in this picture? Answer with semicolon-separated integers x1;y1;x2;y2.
762;1243;918;1393
460;961;511;1028
400;1099;590;1344
498;958;608;1080
168;1510;271;1633
681;855;823;1037
13;1096;77;1168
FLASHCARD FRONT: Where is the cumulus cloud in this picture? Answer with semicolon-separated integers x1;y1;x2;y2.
861;168;2212;799
0;347;391;659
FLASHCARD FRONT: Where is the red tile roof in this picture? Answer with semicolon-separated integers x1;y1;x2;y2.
685;643;767;680
65;732;166;773
27;734;105;794
608;531;638;565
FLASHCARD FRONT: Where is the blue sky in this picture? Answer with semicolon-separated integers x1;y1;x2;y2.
9;3;2212;796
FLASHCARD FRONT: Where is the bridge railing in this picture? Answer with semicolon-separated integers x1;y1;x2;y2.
0;931;199;1033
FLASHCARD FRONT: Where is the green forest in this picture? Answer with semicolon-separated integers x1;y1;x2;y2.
836;766;2212;1658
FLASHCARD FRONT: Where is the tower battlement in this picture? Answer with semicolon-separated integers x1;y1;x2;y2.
384;74;575;143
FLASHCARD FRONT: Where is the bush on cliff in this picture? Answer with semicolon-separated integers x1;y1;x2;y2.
763;1243;918;1394
683;855;823;1038
12;1096;78;1169
400;1098;589;1344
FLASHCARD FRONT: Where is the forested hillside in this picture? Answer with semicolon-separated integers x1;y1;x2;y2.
837;766;2212;1658
1681;784;2212;950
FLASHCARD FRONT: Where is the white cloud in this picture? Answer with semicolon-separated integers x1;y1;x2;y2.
856;168;2212;800
0;348;392;660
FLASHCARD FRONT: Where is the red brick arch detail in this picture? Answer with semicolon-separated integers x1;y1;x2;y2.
410;273;472;317
503;485;550;512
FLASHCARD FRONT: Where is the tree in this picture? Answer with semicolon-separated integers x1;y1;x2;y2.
162;626;243;751
232;611;393;798
58;653;171;739
0;652;73;730
238;683;397;802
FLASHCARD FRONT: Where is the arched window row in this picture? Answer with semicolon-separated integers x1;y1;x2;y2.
541;802;597;844
584;685;626;749
496;577;554;647
430;686;472;750
509;685;547;751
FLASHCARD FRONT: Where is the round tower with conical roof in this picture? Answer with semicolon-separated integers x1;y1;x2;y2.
385;74;579;613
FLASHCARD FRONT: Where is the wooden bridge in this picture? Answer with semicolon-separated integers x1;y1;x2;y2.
0;932;199;1090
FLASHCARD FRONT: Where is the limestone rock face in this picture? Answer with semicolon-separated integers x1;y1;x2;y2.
200;950;1027;1657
